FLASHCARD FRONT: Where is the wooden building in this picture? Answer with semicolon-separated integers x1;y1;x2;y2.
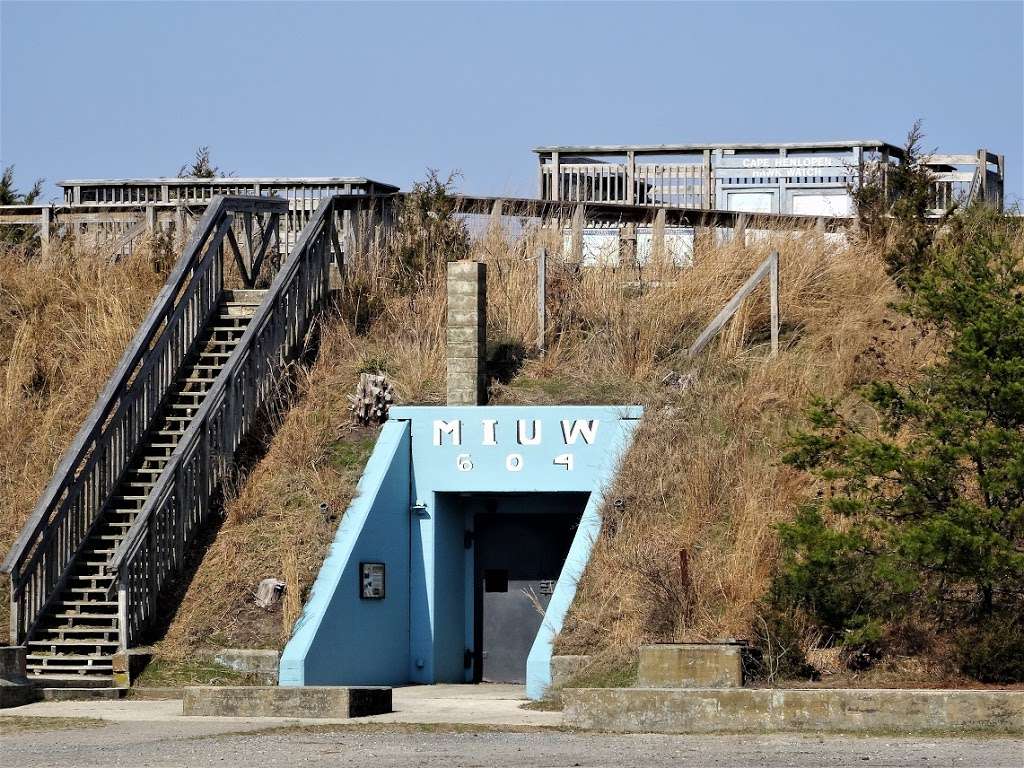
534;141;1005;216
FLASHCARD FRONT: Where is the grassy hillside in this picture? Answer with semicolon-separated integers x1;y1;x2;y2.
1;216;939;682
0;242;167;633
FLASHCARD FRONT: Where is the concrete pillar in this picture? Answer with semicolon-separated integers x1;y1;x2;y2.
446;261;487;405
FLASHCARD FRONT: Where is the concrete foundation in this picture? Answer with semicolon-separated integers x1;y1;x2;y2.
563;687;1024;735
183;685;392;718
112;648;153;689
637;643;746;688
1;646;41;708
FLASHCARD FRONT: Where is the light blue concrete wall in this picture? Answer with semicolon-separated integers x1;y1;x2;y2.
278;420;411;686
393;406;642;698
431;494;468;683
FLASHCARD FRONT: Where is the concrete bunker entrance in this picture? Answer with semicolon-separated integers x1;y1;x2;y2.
437;492;586;684
280;406;642;699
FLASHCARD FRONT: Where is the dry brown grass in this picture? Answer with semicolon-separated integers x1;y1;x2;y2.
0;215;928;675
0;240;167;632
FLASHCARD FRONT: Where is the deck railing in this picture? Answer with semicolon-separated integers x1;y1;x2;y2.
1;196;287;645
542;163;712;207
107;196;338;648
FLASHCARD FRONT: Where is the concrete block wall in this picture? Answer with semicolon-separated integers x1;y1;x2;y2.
447;261;486;405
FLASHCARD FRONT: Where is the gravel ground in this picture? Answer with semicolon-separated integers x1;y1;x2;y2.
2;720;1021;768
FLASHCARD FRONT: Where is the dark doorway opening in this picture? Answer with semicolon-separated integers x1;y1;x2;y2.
471;494;586;683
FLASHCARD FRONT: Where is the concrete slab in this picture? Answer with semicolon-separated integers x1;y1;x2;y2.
183;686;391;718
0;684;561;728
564;686;1024;735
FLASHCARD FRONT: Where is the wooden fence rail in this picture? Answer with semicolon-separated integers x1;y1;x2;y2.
0;196;288;646
687;251;780;359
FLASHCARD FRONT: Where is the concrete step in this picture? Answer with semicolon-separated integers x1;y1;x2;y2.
41;686;126;701
26;674;115;690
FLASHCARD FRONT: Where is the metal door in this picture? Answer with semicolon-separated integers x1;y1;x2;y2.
473;510;577;683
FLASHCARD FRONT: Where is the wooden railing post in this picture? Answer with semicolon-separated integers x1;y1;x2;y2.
769;251;779;358
39;206;51;257
536;246;546;355
551;152;561;202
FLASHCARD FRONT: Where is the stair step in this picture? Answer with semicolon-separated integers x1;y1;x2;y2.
54;612;118;621
222;307;258;319
224;289;267;302
39;626;118;638
28;675;116;689
28;639;120;648
41;687;126;701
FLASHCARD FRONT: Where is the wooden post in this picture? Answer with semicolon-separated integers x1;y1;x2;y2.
536;246;546;354
570;205;584;263
175;205;187;249
653;208;667;263
117;578;129;652
551;152;561;202
977;149;987;204
769;251;779;358
702;149;713;209
489;199;504;237
732;213;747;243
145;206;157;237
343;209;355;261
621;222;637;267
39;206;51;257
626;151;636;205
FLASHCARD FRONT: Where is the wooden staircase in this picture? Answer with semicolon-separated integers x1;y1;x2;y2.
23;292;263;683
3;194;343;692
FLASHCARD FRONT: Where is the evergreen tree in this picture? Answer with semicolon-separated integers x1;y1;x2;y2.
772;207;1024;682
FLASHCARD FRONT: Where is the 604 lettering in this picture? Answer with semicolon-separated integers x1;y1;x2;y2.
455;452;574;472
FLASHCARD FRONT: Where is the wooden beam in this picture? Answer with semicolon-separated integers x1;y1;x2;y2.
688;252;778;359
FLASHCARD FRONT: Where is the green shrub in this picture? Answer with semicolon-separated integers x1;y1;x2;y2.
956;611;1024;684
769;206;1024;681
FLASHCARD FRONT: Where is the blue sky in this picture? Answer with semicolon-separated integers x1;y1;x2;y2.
2;1;1022;204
